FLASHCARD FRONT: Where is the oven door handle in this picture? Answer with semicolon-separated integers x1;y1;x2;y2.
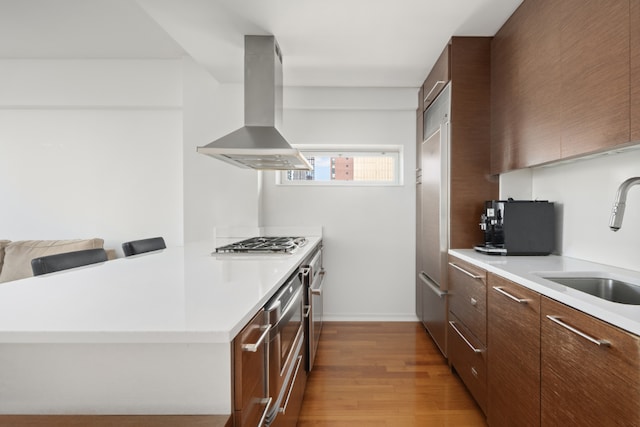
270;286;304;334
311;269;325;296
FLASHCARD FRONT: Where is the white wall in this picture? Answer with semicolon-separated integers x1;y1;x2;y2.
181;59;260;243
500;148;640;271
0;59;183;256
262;87;417;321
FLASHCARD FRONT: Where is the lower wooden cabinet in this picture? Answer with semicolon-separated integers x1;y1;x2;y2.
448;312;487;414
232;310;270;427
487;274;540;427
541;297;640;426
269;353;306;427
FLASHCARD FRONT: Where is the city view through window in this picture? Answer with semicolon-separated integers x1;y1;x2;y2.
284;150;399;185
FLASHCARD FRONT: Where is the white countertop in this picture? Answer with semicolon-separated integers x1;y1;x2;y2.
0;236;322;344
450;249;640;336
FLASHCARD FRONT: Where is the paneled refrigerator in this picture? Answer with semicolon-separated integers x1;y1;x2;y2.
417;84;450;357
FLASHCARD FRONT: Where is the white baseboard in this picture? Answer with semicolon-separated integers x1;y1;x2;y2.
323;313;419;322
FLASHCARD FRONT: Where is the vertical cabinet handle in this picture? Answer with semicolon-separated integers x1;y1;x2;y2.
241;325;270;352
449;321;483;353
448;262;482;280
546;315;611;347
492;286;529;304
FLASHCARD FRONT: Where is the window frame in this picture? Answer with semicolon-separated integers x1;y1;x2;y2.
276;144;404;187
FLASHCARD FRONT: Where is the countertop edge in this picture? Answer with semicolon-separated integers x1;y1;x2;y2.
449;249;640;336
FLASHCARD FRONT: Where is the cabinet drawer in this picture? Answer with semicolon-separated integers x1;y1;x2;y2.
448;257;487;343
233;310;270;427
448;312;487;414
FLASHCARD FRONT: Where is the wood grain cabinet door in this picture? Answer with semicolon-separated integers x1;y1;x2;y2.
560;0;630;158
422;45;450;111
490;8;520;174
516;0;562;168
541;297;640;427
487;274;541;427
233;310;270;427
631;0;640;141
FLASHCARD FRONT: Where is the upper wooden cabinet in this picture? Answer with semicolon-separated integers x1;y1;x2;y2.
491;0;634;174
422;45;450;111
560;0;630;158
631;0;640;141
448;37;497;249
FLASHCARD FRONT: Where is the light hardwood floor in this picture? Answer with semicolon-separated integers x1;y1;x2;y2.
298;322;487;427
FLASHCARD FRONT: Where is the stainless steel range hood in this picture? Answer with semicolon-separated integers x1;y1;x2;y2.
197;36;312;171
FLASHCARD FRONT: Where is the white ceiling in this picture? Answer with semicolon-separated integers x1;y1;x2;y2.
0;0;522;87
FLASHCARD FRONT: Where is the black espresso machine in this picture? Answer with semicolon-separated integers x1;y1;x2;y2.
474;199;555;255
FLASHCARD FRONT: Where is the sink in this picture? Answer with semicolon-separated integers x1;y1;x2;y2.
540;274;640;305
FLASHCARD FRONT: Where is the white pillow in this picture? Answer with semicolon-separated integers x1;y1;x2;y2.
0;238;104;283
0;240;11;277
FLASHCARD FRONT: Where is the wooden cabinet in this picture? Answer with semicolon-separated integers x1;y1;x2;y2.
449;312;488;413
232;310;270;427
490;2;521;174
541;297;640;426
270;352;306;427
447;256;488;414
560;0;630;158
487;274;541;427
631;0;640;141
422;45;450;111
448;257;487;343
491;0;634;174
448;37;497;249
415;37;498;349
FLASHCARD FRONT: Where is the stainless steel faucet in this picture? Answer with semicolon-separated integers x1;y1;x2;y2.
609;177;640;231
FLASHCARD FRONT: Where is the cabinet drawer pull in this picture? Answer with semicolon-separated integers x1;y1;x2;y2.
471;367;479;378
424;80;446;103
279;355;303;415
546;315;611;347
258;397;273;427
470;297;477;306
449;321;483;353
448;262;482;280
241;325;270;352
492;286;529;304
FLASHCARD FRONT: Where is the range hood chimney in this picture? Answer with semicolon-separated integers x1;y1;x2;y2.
197;35;312;171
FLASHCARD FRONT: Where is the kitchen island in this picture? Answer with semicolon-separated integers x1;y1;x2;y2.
0;233;322;418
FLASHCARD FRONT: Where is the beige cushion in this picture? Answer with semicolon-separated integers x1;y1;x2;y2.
0;240;11;277
0;238;104;283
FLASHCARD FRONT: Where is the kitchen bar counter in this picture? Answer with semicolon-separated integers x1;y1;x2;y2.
449;249;640;336
0;234;321;415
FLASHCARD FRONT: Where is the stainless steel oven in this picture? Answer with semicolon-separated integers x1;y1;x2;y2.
264;270;305;426
302;246;324;371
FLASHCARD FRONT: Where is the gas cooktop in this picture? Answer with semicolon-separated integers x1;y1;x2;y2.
215;236;307;254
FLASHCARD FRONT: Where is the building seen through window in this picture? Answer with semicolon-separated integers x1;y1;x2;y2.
285;151;397;184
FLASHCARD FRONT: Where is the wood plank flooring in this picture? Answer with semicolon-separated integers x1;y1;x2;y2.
298;322;487;427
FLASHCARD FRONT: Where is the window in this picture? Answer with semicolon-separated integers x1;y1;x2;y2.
277;145;403;186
